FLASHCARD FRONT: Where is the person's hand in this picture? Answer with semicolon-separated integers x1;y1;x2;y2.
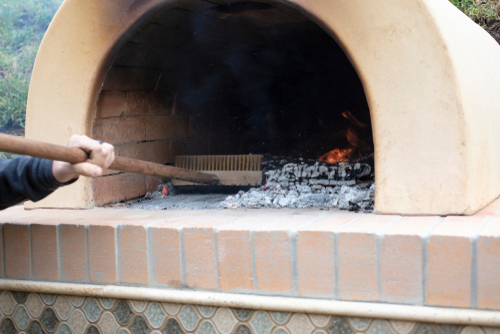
52;135;115;183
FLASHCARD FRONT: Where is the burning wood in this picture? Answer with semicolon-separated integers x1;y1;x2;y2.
318;148;354;164
319;111;371;164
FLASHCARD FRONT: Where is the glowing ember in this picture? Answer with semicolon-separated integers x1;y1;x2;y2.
319;111;370;164
319;148;354;164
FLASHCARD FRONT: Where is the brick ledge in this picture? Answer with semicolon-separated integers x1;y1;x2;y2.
2;201;500;310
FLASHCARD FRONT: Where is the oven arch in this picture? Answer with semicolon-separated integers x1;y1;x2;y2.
25;0;500;215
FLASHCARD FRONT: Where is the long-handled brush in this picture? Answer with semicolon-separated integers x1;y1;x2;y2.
0;133;219;185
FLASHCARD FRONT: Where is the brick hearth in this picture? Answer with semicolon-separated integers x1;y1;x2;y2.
2;199;500;311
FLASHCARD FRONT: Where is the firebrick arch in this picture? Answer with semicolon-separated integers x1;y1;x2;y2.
25;0;500;214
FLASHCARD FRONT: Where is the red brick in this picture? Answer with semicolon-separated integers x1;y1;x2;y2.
217;230;253;291
212;211;288;292
427;237;472;307
31;224;58;280
145;116;190;141
178;14;231;38
93;173;146;206
59;224;87;281
477;217;500;309
146;176;163;193
244;6;297;23
119;225;148;285
337;215;397;301
252;212;326;294
4;224;30;278
296;214;358;297
120;140;171;164
183;217;238;290
297;231;334;297
151;8;194;27
117;143;145;160
251;213;317;293
131;23;192;47
380;217;438;304
97;91;126;118
102;66;162;91
427;217;483;308
256;211;326;230
273;5;304;20
171;138;210;157
88;225;117;284
297;213;361;232
125;91;166;116
338;233;377;301
206;210;274;292
142;48;180;71
93;117;146;145
253;230;292;293
176;0;218;12
8;210;75;225
114;43;153;67
102;168;121;176
150;222;185;287
97;210;170;226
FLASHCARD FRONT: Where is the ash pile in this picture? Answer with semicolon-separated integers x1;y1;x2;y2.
220;157;375;212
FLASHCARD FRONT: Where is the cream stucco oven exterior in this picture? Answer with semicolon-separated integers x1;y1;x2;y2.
25;0;500;215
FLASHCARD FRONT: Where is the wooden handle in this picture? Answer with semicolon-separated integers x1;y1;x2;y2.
110;157;219;185
0;133;219;185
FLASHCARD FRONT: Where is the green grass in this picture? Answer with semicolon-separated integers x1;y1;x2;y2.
450;0;500;26
0;0;63;135
0;0;498;139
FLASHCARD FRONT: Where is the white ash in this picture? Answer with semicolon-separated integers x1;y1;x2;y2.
220;161;374;212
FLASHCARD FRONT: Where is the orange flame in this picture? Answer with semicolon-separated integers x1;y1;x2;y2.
319;111;370;164
318;148;354;164
342;111;369;128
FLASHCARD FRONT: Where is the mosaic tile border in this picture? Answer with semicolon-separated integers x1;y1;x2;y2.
0;291;498;334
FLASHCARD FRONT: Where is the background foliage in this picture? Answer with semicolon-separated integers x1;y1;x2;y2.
0;0;499;137
450;0;500;25
0;0;63;135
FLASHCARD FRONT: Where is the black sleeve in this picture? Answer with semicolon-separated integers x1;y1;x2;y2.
0;157;77;210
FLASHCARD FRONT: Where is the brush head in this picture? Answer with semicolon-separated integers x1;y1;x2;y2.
173;155;263;186
174;155;263;171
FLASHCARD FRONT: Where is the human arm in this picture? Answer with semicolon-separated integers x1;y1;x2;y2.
51;135;115;183
0;135;115;210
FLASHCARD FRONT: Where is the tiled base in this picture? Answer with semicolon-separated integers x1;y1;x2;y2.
0;291;498;334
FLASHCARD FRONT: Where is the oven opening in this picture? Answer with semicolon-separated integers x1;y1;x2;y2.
94;0;374;211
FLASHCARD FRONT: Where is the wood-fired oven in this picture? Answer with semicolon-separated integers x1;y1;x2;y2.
24;0;500;215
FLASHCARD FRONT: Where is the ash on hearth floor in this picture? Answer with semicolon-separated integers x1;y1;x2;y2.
125;160;375;212
220;182;374;212
126;193;229;210
220;160;374;212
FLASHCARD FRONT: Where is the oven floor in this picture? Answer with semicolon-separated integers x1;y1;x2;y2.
126;193;229;210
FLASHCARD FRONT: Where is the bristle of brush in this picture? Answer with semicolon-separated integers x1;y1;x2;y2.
175;155;263;171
